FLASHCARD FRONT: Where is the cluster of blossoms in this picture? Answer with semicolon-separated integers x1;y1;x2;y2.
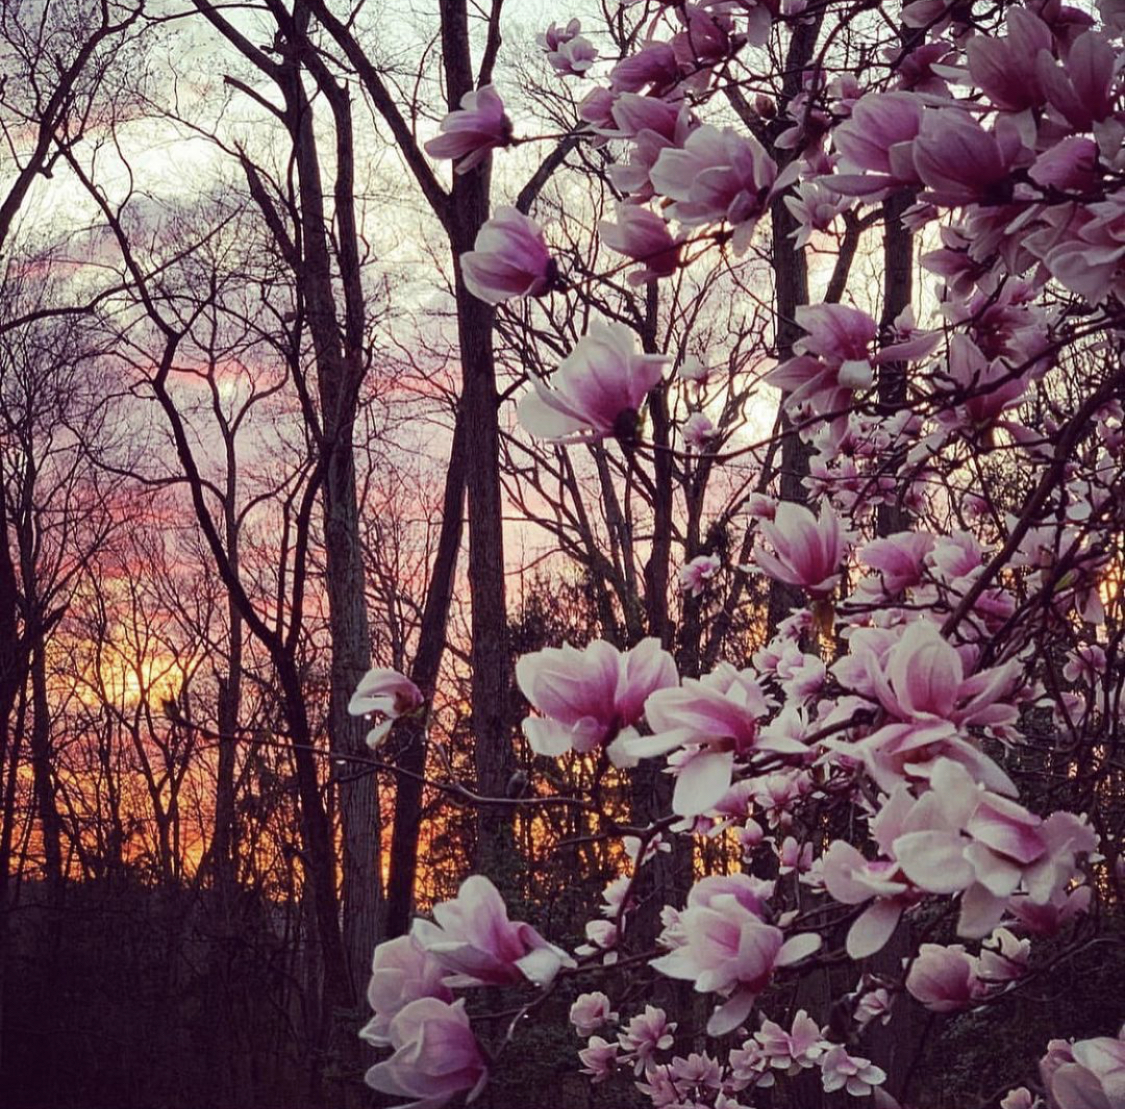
574;1002;889;1105
358;0;1125;1105
360;875;573;1105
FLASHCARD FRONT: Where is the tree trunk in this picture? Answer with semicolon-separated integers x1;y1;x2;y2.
385;411;467;937
438;0;516;888
282;20;379;1001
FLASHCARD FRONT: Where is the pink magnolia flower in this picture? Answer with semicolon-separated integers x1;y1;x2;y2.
349;667;424;748
828;91;925;195
819;1045;887;1096
364;997;488;1109
822;837;913;958
460;208;557;305
424;84;512;172
579;1036;619;1081
1008;885;1091;935
570;992;618;1036
911;110;1021;207
979;927;1030;983
671;5;740;68
784;181;852;247
609;41;679;94
603;95;697;202
858;531;936;596
412;875;572;987
754;1010;826;1074
683;411;717;450
841;620;1024;796
628;663;807;816
679;554;721;596
854;986;894;1028
669;1051;723;1088
765;304;880;416
1029;136;1100;193
1038;29;1116;130
650;125;797;252
905;944;987;1012
578;86;615;131
618;1005;676;1072
517;320;670;442
777;835;813;875
966;7;1051;112
599;203;682;282
1062;638;1107;683
537;19;598;76
753;502;848;597
1043;1033;1125;1109
1044;198;1125;305
889;760;1097;938
652;887;821;1035
360;935;453;1047
729;1039;777;1090
516;637;677;763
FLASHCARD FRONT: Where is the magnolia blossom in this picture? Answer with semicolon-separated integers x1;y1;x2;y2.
683;411;717;450
650;125;798;252
753;502;848;596
412;875;572;987
857;531;936;596
349;667;424;748
364;997;487;1109
1043;197;1125;305
828;91;925;195
599;203;681;282
361;935;453;1047
819;1046;887;1097
911;109;1019;207
854;987;893;1028
652;882;821;1035
889;760;1097;937
837;620;1024;795
570;992;618;1036
618;1006;676;1073
461;208;557;305
516;637;676;764
821;835;914;958
517;320;670;442
905;944;986;1012
629;664;807;816
1041;1033;1125;1109
979;927;1030;982
424;84;512;172
679;554;721;596
537;18;598;75
753;1010;826;1074
579;1035;619;1080
764;303;933;418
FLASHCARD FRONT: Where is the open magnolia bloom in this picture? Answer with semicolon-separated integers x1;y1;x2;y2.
461;207;557;305
517;320;671;442
750;501;850;597
516;637;677;765
423;84;512;172
411;875;574;988
829;620;1026;795
626;663;809;817
364;997;488;1109
822;760;1097;950
651;876;822;1036
348;667;425;748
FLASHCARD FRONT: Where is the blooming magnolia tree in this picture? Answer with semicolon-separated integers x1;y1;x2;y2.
350;0;1125;1105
